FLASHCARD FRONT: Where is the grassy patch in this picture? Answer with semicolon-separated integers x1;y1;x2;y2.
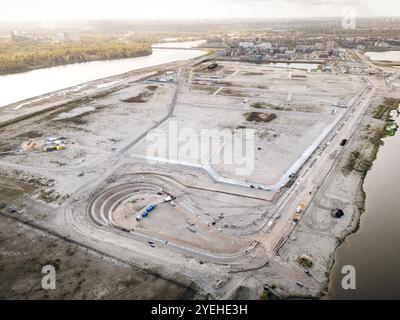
191;85;216;93
61;117;88;125
16;131;42;139
221;88;246;97
39;190;58;203
250;102;297;112
260;291;269;300
244;112;277;123
373;98;400;120
251;102;268;109
342;149;374;177
383;121;399;137
146;85;158;92
298;256;313;269
0;176;34;204
244;72;264;76
122;92;153;103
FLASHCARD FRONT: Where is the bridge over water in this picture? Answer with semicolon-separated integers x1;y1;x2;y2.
151;46;205;51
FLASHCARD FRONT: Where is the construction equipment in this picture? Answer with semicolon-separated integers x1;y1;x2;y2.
293;203;306;223
142;204;157;218
43;145;65;152
296;203;306;214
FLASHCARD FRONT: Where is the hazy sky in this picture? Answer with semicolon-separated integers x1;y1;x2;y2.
1;0;399;22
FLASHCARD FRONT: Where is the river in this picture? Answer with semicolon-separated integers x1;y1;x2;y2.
365;51;400;62
328;110;400;299
0;40;206;108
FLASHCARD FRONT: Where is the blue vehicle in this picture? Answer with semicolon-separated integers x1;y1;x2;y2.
142;204;157;218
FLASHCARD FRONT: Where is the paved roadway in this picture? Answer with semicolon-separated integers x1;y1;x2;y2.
259;85;376;252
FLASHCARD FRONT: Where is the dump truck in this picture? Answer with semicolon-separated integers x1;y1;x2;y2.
142;204;157;218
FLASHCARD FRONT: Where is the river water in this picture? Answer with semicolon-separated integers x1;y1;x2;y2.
0;40;206;108
365;51;400;62
328;111;400;299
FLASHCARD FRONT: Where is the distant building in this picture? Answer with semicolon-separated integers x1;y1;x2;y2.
378;42;391;48
326;40;335;52
239;42;254;49
315;42;325;50
255;42;272;50
296;45;313;53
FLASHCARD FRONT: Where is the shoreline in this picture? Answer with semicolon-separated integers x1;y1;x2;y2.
0;50;152;76
0;43;207;109
0;55;397;300
324;105;399;299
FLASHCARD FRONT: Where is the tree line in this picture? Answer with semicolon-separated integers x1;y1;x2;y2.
0;38;152;75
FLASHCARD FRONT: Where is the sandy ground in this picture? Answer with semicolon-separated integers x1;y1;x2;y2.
0;55;396;299
0;215;196;299
132;61;364;187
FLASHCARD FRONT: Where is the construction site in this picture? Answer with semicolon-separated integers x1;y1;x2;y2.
0;51;398;299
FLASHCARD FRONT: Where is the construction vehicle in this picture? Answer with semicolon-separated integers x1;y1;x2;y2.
163;195;172;202
142;204;157;218
296;203;305;214
148;241;156;248
163;195;176;202
293;203;306;223
43;145;65;152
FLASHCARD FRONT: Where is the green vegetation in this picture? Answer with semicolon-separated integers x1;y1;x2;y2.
374;105;389;120
260;291;269;300
373;98;400;120
221;88;246;97
374;98;400;137
250;102;300;112
298;256;313;269
383;122;398;137
366;126;386;147
342;149;375;177
0;37;152;75
244;112;277;123
0;176;35;204
251;102;268;109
